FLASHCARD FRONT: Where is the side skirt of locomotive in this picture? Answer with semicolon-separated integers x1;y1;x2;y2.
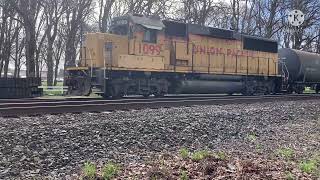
65;68;282;98
93;69;282;98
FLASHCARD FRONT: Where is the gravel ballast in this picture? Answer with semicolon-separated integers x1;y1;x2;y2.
0;100;319;179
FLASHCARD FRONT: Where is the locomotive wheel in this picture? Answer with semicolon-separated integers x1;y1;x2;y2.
264;86;270;95
242;86;255;96
104;85;124;99
154;91;165;98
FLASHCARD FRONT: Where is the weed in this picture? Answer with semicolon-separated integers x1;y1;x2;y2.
216;151;227;160
312;153;320;164
288;114;294;121
179;148;189;159
83;162;96;180
180;170;189;180
247;133;257;142
148;167;169;180
102;162;119;180
299;160;317;174
191;150;210;162
277;148;294;159
285;171;295;180
255;143;263;153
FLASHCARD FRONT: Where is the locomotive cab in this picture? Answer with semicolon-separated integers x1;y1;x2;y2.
65;14;167;97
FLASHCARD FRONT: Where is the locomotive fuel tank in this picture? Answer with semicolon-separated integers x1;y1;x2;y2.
176;80;244;94
172;75;244;94
279;48;320;83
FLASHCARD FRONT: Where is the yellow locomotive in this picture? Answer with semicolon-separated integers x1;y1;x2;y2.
65;14;281;98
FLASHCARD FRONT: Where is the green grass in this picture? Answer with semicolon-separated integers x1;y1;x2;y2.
41;81;65;96
285;171;295;180
180;170;189;180
102;162;119;180
216;151;227;160
83;162;96;179
41;81;63;86
277;148;294;160
299;160;317;174
255;143;263;151
246;133;257;142
304;87;315;94
179;148;189;159
191;150;211;162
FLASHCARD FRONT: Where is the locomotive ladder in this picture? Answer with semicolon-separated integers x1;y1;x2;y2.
279;57;290;91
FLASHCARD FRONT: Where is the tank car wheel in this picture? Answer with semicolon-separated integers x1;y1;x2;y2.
154;94;164;98
143;94;150;98
154;90;165;98
295;86;304;94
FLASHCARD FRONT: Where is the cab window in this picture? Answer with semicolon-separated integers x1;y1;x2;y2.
143;28;157;43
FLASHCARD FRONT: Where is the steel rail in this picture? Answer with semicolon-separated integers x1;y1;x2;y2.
0;94;319;117
0;93;316;104
0;94;317;108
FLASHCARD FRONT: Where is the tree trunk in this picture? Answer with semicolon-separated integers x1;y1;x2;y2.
53;59;59;86
25;25;36;77
64;32;77;68
46;40;54;86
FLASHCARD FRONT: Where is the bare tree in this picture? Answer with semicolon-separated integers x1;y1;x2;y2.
63;0;93;68
180;0;218;25
53;33;65;85
12;28;25;78
9;0;43;77
98;0;115;32
43;0;65;86
285;0;320;50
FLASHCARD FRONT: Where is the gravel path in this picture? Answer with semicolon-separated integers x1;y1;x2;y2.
0;100;319;179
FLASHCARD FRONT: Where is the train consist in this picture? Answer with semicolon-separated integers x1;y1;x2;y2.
65;14;320;98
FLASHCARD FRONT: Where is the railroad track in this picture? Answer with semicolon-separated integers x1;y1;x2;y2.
0;94;319;117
